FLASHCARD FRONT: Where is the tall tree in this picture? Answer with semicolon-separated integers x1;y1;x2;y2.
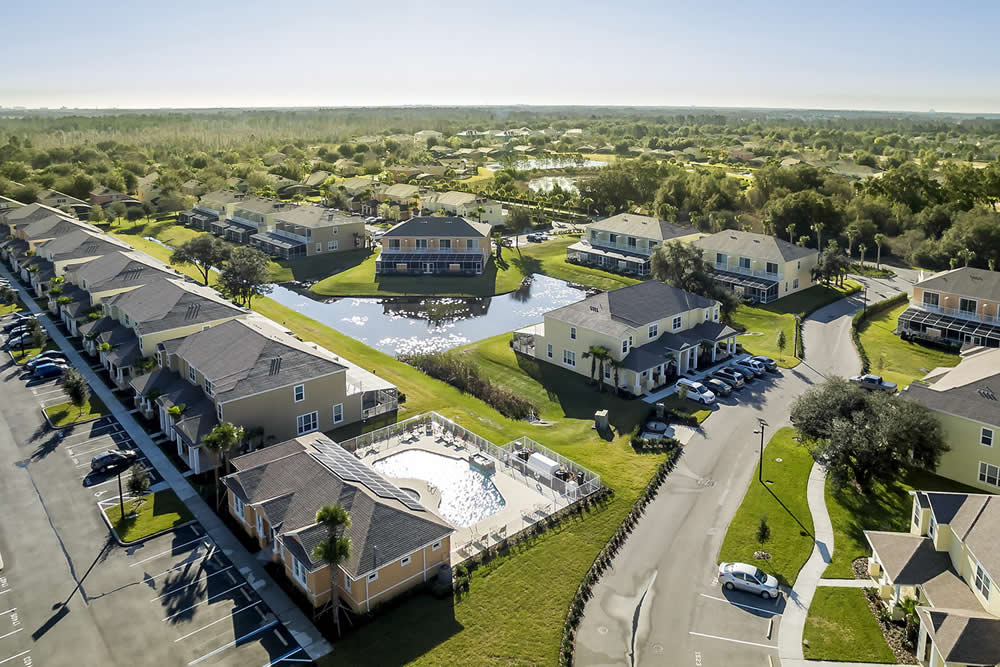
218;246;273;307
170;234;231;285
650;241;738;319
61;368;90;417
201;422;244;510
109;201;128;225
858;243;867;267
874;233;888;269
311;504;352;635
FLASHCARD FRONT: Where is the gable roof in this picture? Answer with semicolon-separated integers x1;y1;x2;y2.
3;202;73;228
916;267;1000;302
916;607;1000;665
37;229;131;262
20;215;97;241
71;251;178;293
105;278;246;334
695;230;817;263
230;196;288;217
426;191;479;208
902;349;1000;427
382;216;491;239
198;190;246;208
918;492;1000;579
273;204;356;229
589;213;690;242
383;183;420;199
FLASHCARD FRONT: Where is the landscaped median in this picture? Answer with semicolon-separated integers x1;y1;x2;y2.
102;488;195;544
44;395;110;427
803;587;896;662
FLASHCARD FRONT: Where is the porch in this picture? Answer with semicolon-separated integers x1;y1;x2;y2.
565;240;651;276
712;270;780;304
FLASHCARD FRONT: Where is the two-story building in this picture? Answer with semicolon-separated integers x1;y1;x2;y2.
178;190;246;233
900;267;1000;349
694;230;818;304
249;204;365;259
214;196;287;244
36;188;90;218
90;186;130;207
421;191;503;227
865;491;1000;667
513;281;738;396
222;433;453;613
901;348;1000;493
374;216;492;276
566;214;690;276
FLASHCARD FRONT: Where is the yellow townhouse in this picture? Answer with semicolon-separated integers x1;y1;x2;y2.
374;216;493;276
900;267;1000;349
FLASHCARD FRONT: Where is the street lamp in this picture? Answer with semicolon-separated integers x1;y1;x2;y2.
863;286;868;314
754;418;768;484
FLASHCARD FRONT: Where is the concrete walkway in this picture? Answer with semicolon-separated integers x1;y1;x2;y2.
816;579;869;588
1;266;333;661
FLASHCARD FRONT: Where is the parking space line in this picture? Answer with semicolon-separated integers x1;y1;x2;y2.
688;631;775;649
187;620;279;666
163;583;246;621
0;608;14;617
70;438;131;457
150;566;234;602
130;535;206;567
147;550;217;581
0;590;10;596
0;629;22;641
85;464;153;487
262;647;303;666
699;593;781;616
173;601;263;642
0;650;30;666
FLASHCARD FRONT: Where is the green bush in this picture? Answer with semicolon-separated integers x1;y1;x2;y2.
851;293;908;373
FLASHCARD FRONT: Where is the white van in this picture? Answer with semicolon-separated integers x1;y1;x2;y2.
676;378;716;405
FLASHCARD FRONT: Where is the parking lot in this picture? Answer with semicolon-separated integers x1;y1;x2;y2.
0;310;309;666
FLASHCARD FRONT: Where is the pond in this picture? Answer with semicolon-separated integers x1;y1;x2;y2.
266;274;587;356
488;157;608;171
527;176;579;194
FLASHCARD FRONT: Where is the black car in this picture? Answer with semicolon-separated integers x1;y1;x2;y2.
91;450;139;472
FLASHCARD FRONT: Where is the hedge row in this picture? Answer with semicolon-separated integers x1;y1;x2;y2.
850;292;909;373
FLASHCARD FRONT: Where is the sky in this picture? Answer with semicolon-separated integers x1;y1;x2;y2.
3;0;999;113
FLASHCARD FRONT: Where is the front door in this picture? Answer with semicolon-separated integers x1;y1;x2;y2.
423;262;434;274
256;513;267;542
923;633;933;663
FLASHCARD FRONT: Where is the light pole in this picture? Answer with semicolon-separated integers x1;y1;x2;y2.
754;418;768;484
863;286;868;314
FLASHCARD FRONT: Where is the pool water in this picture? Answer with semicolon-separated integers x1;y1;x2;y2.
372;450;506;527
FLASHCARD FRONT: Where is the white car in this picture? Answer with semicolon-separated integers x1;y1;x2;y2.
718;562;781;599
676;378;716;405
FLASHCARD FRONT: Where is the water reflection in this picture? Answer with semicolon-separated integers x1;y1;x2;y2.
488;158;607;171
527;176;580;193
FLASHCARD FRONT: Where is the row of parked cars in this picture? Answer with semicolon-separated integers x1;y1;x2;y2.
3;312;69;378
675;355;779;405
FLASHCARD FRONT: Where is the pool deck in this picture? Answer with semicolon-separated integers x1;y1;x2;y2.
356;434;572;562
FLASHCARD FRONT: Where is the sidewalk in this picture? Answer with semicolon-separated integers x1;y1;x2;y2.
642;353;749;404
1;266;333;661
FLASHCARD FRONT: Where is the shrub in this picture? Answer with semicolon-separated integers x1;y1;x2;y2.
850;293;908;373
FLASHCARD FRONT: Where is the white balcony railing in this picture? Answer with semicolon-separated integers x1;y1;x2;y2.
714;262;781;280
584;239;653;256
380;246;486;256
914;301;999;324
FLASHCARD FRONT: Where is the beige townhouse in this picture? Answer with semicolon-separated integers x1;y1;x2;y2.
178;189;247;233
250;204;365;259
374;216;492;276
566;213;691;276
421;191;503;227
900;267;1000;349
694;230;818;304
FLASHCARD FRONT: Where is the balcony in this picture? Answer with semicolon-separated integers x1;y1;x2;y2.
584;239;652;257
913;301;999;324
379;246;485;256
714;262;781;280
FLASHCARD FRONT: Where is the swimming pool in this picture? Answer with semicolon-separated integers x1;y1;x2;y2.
372;450;505;527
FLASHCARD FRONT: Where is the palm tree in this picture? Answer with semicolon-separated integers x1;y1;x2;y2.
786;224;796;244
609;359;623;395
311;504;352;635
201;422;244;510
858;243;868;267
958;248;976;267
810;222;824;250
990;258;997;272
846;225;859;259
591;346;611;390
874;233;888;269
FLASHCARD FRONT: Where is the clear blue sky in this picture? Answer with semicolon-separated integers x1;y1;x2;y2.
3;0;998;112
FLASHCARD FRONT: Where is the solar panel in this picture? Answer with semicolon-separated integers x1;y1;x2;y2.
311;438;425;511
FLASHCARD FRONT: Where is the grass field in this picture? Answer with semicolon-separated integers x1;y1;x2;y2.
717;428;815;587
802;587;895;662
731;306;799;368
9;340;57;364
764;279;863;318
44;395;110;427
0;300;24;316
824;467;984;578
104;489;195;543
857;302;960;389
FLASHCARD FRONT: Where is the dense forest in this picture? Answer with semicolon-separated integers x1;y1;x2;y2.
1;107;999;270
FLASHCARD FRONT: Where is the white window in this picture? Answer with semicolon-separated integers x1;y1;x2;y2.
975;560;991;600
466;239;476;249
648;324;658;339
416;239;428;249
570;327;576;340
739;257;751;270
440;239;451;249
296;411;319;435
912;500;921;528
293;558;308;586
432;541;441;551
928;514;937;539
923;291;940;308
216;403;223;420
367;571;379;582
316;243;322;253
333;403;344;424
672;316;682;330
562;349;576;367
188;364;197;383
388;239;401;250
979;461;1000;488
621;339;628;354
233;494;244;518
715;252;726;266
982;428;994;447
400;556;411;567
546;343;553;359
293;384;305;403
793;278;799;289
343;572;351;587
204;378;213;396
328;240;338;251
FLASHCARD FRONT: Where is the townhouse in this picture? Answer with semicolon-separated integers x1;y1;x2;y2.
216;195;287;244
250;204;365;259
374;216;492;276
901;348;1000;493
694;230;818;304
865;491;1000;667
177;189;247;234
36;188;90;218
566;213;691;276
130;315;397;473
513;281;738;396
89;185;129;207
420;191;503;227
222;433;453;613
900;267;1000;349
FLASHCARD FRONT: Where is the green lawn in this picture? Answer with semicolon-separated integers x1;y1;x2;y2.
731;306;799;368
10;340;58;364
44;395;109;427
803;587;896;663
857;302;960;389
509;238;642;292
0;300;24;316
764;279;863;318
104;489;195;543
717;427;815;587
824;467;985;578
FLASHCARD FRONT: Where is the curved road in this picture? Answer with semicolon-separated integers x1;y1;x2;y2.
576;272;915;667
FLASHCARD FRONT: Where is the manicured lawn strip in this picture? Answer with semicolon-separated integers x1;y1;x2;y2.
104;489;195;543
10;340;58;364
717;427;814;587
763;279;863;317
731;306;799;369
510;238;642;292
44;395;109;427
0;300;24;316
824;467;984;578
803;587;896;663
856;302;960;389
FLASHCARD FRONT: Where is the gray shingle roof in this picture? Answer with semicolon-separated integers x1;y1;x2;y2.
589;213;691;242
916;607;1000;665
273;204;357;229
173;397;219;445
105;278;245;335
71;251;178;293
621;320;738;371
919;492;1000;581
382;216;491;239
38;229;130;262
695;230;817;263
903;371;1000;428
916;267;1000;302
3;203;70;227
20;215;96;241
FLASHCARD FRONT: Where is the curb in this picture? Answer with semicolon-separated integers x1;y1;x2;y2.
40;405;104;431
97;499;198;547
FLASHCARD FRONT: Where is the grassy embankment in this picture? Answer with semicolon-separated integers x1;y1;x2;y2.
104;489;195;543
856;302;960;390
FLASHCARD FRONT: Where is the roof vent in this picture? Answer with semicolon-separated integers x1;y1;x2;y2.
269;357;283;375
590;305;600;313
979;387;997;401
753;239;760;244
185;303;201;320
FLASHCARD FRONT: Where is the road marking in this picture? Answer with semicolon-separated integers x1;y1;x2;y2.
262;647;304;666
0;629;22;641
172;601;262;642
694;651;702;666
146;551;216;581
688;631;775;649
187;620;278;665
0;590;10;596
0;650;30;666
699;593;781;616
163;583;246;621
0;609;14;617
130;536;207;567
150;566;234;601
84;465;153;487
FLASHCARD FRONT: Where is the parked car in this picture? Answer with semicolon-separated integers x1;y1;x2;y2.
753;356;778;372
711;368;745;389
90;449;139;473
32;362;67;379
718;562;781;599
676;378;716;405
849;374;897;393
6;325;32;339
704;378;733;397
6;333;43;349
734;357;766;377
525;233;541;242
727;364;756;382
3;318;34;333
26;351;68;369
